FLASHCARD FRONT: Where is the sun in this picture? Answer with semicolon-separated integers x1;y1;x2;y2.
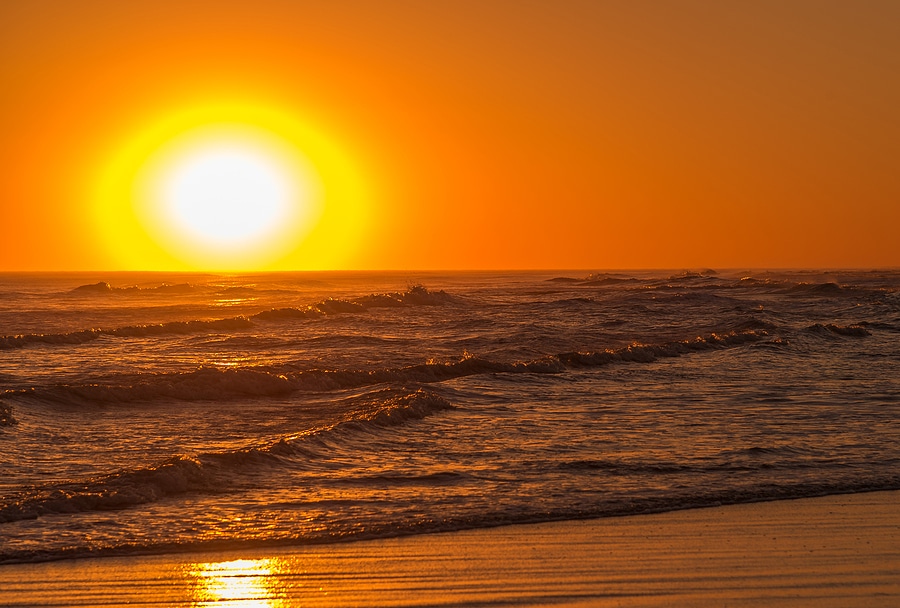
133;123;323;270
163;146;294;247
92;101;370;271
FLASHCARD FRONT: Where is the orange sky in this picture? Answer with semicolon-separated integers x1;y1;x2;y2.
2;0;899;271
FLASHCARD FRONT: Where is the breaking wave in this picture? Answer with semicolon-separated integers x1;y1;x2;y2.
4;330;769;406
0;389;452;525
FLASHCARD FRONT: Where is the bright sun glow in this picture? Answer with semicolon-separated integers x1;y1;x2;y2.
134;124;323;269
93;101;370;271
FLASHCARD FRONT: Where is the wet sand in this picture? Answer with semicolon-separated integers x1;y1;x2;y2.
1;491;897;607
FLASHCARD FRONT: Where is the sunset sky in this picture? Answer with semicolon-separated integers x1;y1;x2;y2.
2;0;898;271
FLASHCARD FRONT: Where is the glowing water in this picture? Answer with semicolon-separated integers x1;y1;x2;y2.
0;270;898;563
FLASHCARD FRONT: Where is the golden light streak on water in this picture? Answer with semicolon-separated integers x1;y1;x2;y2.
190;558;282;608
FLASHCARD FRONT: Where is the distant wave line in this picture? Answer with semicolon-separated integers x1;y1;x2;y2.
0;286;455;351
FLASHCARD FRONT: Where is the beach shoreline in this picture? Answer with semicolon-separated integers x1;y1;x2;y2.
1;490;897;607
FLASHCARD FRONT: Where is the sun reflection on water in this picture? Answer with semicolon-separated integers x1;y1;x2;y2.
214;297;258;307
190;559;282;607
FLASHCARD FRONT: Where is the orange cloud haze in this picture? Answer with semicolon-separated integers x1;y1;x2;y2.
2;0;899;270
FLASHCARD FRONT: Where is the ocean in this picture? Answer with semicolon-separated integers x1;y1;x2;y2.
1;269;898;564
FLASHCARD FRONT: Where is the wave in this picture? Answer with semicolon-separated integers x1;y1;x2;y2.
70;281;114;294
0;317;254;350
776;280;893;299
581;277;640;286
555;329;766;366
662;270;720;282
728;315;780;332
254;285;455;320
252;298;365;320
357;284;456;307
0;328;103;349
69;281;198;295
805;323;871;337
547;277;584;283
580;272;641;286
0;286;454;351
544;273;897;299
787;282;853;296
3;481;897;565
0;389;452;525
0;455;213;525
547;273;639;286
4;330;770;406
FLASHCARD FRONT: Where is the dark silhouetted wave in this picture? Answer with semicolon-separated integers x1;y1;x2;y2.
805;323;871;337
70;281;198;295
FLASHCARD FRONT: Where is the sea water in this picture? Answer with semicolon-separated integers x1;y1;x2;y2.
1;270;898;563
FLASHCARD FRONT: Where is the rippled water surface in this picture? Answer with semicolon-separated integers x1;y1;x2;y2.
1;270;898;562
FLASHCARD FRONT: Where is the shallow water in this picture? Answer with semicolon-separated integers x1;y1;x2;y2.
1;270;898;563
